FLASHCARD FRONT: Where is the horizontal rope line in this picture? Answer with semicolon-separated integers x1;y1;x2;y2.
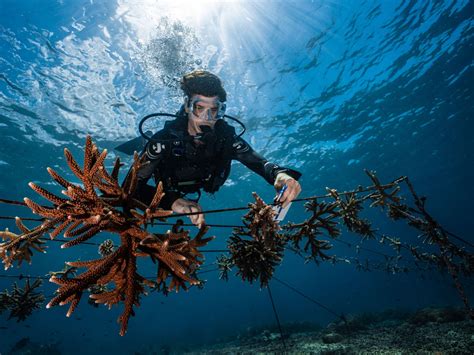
24;237;228;253
0;198;27;206
0;178;403;215
0;267;221;283
0;215;245;229
0;216;44;221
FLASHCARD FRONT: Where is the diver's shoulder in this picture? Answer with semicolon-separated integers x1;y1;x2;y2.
231;135;251;153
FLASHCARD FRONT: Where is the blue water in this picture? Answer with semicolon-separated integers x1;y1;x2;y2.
0;0;472;353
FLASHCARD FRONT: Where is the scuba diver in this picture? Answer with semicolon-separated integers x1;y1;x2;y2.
119;70;302;227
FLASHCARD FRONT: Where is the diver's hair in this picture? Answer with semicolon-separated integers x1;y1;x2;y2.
180;70;227;102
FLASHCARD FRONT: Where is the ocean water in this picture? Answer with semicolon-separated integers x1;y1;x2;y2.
0;0;472;353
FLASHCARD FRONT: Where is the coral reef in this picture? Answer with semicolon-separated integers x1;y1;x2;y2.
185;307;474;354
0;278;44;321
7;337;61;355
408;307;467;325
326;309;411;335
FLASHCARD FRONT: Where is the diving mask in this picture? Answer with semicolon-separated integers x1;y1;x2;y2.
186;96;226;121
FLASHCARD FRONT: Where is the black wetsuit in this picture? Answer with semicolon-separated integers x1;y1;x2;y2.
134;107;301;209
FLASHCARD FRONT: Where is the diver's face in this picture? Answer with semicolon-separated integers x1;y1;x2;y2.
186;94;220;135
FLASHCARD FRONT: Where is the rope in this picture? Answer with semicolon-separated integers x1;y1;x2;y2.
1;174;471;249
0;216;43;221
267;284;287;350
9;236;228;253
0;267;222;283
444;230;474;249
0;274;49;280
10;232;408;267
166;182;404;219
34;234;403;261
332;238;391;258
273;276;345;322
0;198;27;206
0;215;245;229
0;179;402;217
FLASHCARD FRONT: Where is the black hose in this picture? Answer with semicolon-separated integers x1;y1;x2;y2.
138;112;246;142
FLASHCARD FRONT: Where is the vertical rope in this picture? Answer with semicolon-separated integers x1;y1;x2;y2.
267;284;287;350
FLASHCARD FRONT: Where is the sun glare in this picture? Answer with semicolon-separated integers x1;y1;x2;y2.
116;0;333;98
117;0;248;40
159;0;242;21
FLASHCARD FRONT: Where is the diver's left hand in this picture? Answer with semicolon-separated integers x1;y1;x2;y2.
171;198;205;229
274;173;301;208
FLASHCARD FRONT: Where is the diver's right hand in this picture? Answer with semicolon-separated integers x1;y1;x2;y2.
171;198;205;228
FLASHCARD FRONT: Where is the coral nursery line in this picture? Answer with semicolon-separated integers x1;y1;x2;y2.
0;136;472;336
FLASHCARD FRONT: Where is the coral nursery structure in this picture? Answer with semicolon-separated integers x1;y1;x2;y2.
220;172;473;318
0;136;473;335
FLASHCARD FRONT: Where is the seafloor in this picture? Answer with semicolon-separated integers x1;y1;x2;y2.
182;307;474;354
5;307;474;354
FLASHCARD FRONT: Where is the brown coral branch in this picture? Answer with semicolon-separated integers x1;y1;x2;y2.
64;148;84;180
0;135;215;335
47;167;75;190
28;182;69;206
61;226;101;249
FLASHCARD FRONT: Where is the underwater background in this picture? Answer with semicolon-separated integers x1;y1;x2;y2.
0;0;472;353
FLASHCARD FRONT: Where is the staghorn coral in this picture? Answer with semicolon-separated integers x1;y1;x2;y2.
327;189;375;240
228;193;285;288
0;136;214;335
47;262;77;279
283;199;339;263
136;224;214;294
216;254;234;281
376;175;473;318
365;170;404;208
0;279;44;321
0;289;11;314
0;217;48;270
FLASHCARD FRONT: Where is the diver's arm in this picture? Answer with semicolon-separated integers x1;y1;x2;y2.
232;137;302;184
232;137;302;206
